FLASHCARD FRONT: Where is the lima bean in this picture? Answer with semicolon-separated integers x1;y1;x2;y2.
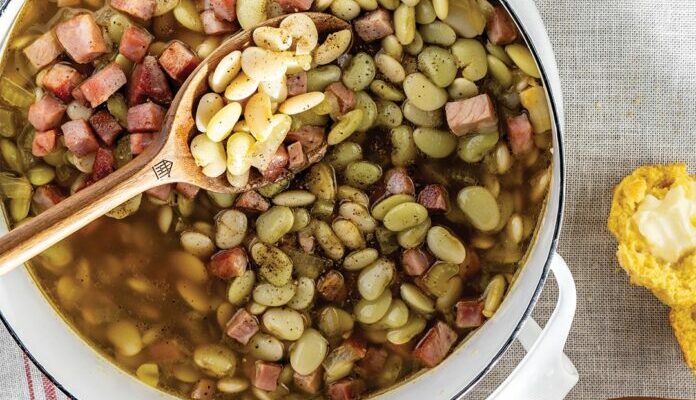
403;73;448;111
341;52;376;91
417;46;457;88
413;127;457;158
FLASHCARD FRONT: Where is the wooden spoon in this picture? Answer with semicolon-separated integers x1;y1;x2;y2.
0;13;350;275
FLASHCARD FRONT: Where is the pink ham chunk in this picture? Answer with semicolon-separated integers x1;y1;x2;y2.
146;184;173;200
210;247;248;280
23;31;63;70
287;141;307;171
326;82;356;114
176;182;200;199
128;56;173;106
445;94;498;136
42;63;83;103
91;147;114;181
486;6;518;46
62;119;99;156
200;10;235;35
119;25;153;63
32;130;58;157
384;167;415;196
80;63;128;107
455;300;484;329
127;102;165;133
33;185;65;211
111;0;156;21
293;369;323;394
506;113;534;155
286;126;325;152
28;96;66;131
158;41;201;82
260;145;288;181
210;0;236;21
354;9;393;42
287;72;307;96
55;14;107;64
129;132;154;155
413;321;458;368
252;362;282;392
327;379;366;400
234;190;269;213
89;110;122;146
276;0;312;11
225;308;258;345
417;184;448;213
401;248;433;277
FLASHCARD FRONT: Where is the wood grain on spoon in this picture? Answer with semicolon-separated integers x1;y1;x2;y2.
0;13;350;275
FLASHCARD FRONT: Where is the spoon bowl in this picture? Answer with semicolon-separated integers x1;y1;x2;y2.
0;12;350;274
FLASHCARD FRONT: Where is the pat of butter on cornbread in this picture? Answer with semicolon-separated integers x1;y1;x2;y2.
608;164;696;307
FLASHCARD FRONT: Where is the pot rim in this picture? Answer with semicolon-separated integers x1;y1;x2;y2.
0;0;566;399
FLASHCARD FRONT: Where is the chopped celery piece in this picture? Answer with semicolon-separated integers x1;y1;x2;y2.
0;108;16;138
0;77;34;108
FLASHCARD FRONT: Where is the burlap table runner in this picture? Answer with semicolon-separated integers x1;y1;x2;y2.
2;0;696;399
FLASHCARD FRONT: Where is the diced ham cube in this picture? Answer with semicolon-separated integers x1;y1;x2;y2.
28;96;66;131
286;72;307;96
80;63;128;107
417;184;449;214
354;9;393;42
401;248;433;276
486;6;518;46
42;63;83;102
297;229;314;253
210;0;236;21
91;147;114;181
234;190;269;213
260;145;288;181
506;113;534;155
342;334;368;360
71;86;86;104
62;119;99;156
88;111;122;146
32;130;58;157
190;378;215;400
287;141;307;171
111;0;156;21
55;14;107;64
252;362;282;391
33;185;65;211
317;270;347;303
129;132;154;155
326;82;356;114
225;308;259;344
23;31;62;70
327;379;366;400
210;247;248;280
445;94;498;137
357;347;388;375
128;56;173;106
201;9;235;35
119;25;153;63
176;182;200;199
158;41;201;82
146;184;173;200
127;102;165;133
413;321;458;368
286;126;325;152
293;369;323;394
384;167;415;196
455;300;484;329
276;0;313;11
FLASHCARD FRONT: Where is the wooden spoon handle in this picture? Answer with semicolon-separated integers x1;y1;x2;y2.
0;159;163;275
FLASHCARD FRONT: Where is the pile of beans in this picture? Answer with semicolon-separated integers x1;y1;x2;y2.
0;0;554;399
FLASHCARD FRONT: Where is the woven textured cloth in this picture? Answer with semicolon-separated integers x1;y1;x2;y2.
2;0;696;399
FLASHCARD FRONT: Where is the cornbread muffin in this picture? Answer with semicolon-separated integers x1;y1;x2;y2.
670;306;696;372
608;164;696;307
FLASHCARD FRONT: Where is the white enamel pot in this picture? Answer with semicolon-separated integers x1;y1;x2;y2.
0;0;577;399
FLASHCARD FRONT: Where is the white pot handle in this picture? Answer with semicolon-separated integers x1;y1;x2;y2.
487;253;578;400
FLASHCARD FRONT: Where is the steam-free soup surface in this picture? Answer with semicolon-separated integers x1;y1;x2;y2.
0;0;553;398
